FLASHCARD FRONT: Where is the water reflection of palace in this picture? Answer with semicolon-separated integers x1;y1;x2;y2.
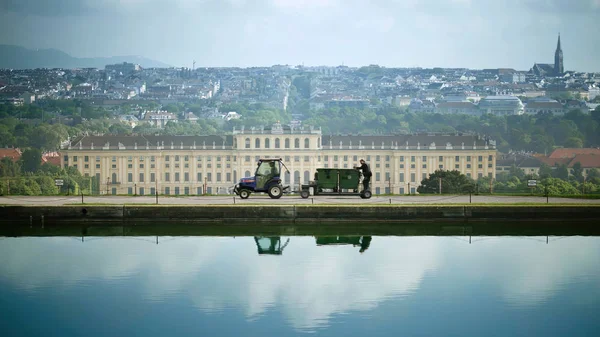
2;234;598;334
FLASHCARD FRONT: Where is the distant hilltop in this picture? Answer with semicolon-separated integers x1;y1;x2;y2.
0;45;170;70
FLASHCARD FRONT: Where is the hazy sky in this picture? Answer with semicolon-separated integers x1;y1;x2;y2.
1;0;599;71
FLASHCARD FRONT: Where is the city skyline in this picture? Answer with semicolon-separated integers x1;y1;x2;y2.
1;0;599;72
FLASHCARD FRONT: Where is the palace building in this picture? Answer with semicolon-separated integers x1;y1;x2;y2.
60;123;497;195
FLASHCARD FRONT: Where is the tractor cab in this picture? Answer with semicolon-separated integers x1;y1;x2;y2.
234;158;290;199
254;237;290;255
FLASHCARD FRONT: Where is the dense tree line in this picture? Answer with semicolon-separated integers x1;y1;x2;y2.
0;152;94;196
299;105;600;153
0;117;71;151
5;98;599;154
0;99;110;120
2;97;600;196
417;166;600;196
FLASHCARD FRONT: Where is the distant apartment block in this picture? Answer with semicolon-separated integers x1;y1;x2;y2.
140;110;177;128
478;96;524;115
105;62;141;74
435;101;479;115
524;97;565;115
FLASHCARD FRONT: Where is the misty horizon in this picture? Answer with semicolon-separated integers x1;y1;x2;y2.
1;0;599;72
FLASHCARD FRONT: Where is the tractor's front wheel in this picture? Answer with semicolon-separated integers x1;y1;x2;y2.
239;189;251;199
268;185;283;199
300;190;309;199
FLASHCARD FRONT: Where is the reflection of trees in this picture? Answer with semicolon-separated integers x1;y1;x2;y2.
254;237;290;255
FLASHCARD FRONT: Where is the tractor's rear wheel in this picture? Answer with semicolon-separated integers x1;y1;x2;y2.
239;189;251;199
268;185;283;199
361;190;372;199
300;190;309;199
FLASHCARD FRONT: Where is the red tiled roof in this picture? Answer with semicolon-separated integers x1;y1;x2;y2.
42;152;61;166
567;154;600;168
549;148;600;158
537;157;571;166
0;148;22;162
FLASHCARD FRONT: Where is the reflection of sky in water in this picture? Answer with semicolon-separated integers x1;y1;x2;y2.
0;236;599;336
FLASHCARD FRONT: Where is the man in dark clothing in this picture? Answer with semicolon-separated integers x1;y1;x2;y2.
359;236;372;253
356;159;372;191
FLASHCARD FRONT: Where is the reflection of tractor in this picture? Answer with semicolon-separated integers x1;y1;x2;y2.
234;158;290;199
300;168;372;199
316;236;372;253
254;237;290;255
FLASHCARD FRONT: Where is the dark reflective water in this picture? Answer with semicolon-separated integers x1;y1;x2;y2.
1;225;599;336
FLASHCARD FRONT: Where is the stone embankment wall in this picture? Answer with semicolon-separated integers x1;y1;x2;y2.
0;205;598;223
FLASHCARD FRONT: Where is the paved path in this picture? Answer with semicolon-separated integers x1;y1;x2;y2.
1;195;599;205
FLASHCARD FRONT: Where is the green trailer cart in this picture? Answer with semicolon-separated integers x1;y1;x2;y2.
300;168;372;199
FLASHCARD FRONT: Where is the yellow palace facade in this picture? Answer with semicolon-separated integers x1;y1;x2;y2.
61;123;497;195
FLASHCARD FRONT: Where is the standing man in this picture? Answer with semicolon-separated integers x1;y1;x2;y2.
356;159;372;192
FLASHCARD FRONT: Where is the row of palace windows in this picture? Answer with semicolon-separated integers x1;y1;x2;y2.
322;163;493;170
399;155;493;162
109;171;315;184
66;154;494;164
110;172;237;184
106;186;228;196
73;160;495;171
244;137;313;149
79;160;492;172
66;155;239;163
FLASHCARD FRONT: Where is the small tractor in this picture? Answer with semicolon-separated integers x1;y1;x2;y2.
234;158;290;199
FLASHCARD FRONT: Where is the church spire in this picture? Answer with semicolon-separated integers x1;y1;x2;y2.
554;33;564;75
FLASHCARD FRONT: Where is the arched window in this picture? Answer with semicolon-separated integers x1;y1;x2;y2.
233;170;237;182
294;170;301;187
233;138;238;149
265;138;270;149
317;137;320;148
285;138;290;148
245;138;250;149
275;138;281;148
284;170;291;184
304;138;310;149
112;172;117;184
245;170;251;178
255;138;261;149
294;138;300;148
304;170;310;183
